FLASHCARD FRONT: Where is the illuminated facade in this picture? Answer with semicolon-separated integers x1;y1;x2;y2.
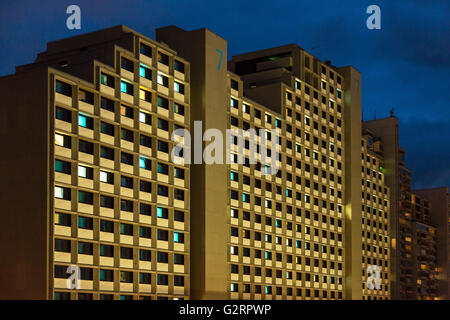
0;25;401;300
0;26;190;300
360;129;390;300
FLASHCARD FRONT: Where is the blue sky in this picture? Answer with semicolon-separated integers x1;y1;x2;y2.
1;0;448;189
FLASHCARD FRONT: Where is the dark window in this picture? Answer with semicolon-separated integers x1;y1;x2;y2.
56;107;72;122
56;80;72;97
79;140;94;154
140;43;152;57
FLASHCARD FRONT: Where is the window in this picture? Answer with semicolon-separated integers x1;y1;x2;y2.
157;162;169;174
121;128;134;142
55;133;71;148
78;89;94;105
173;81;184;95
157;96;169;109
78;216;93;229
78;190;93;204
140;43;152;57
55;186;70;200
139;88;151;102
120;175;133;189
55;212;71;226
100;97;115;112
139;111;152;125
120;247;133;259
157;140;169;153
120;105;134;119
230;98;238;109
157;118;169;131
78;114;93;129
55;159;71;174
174;232;184;243
139;156;151;170
157;73;169;87
120;81;133;95
100;220;113;233
121;152;133;165
120;223;133;236
231;79;238;90
79;140;94;154
100;73;114;88
100;146;114;160
174;60;185;73
157;207;169;219
157;229;169;241
174;103;185;116
157;52;169;65
55;80;72;96
100;195;114;208
55;239;70;252
174;189;184;201
174;210;184;222
120;271;133;283
121;57;134;72
140;134;152;148
157;185;168;197
100;121;114;136
139;64;151;80
174;167;184;179
56;107;72;122
120;199;133;212
78;165;93;179
100;269;114;282
140;180;151;193
78;242;93;255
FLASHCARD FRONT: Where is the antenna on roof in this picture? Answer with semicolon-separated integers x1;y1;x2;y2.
390;108;395;117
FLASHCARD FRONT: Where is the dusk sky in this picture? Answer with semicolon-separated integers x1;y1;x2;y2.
1;0;448;190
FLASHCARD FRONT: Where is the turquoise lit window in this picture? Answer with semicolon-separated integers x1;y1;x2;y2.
264;165;271;174
139;66;146;78
230;171;238;181
120;81;127;93
286;188;292;197
275;118;281;128
157;207;168;219
296;240;301;248
78;114;87;127
265;286;270;294
174;232;183;243
139;156;150;170
243;193;250;202
55;160;64;173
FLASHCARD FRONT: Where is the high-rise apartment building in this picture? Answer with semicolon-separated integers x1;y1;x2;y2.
360;129;390;300
414;187;450;300
1;24;397;300
157;26;388;300
363;117;448;300
363;117;414;299
0;26;190;300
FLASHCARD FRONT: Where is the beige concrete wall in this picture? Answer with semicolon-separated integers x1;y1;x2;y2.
337;66;362;299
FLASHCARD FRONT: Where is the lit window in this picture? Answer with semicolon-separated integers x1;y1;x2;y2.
78;114;87;127
55;134;64;146
78;166;87;178
55;186;64;199
139;156;151;170
174;232;184;243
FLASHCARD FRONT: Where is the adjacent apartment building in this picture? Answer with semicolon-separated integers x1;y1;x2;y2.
364;117;448;300
0;24;394;300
